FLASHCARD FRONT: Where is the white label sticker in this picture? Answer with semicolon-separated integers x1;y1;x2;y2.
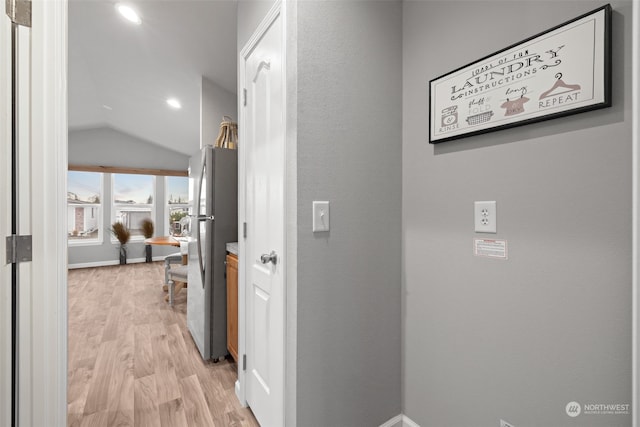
474;238;508;259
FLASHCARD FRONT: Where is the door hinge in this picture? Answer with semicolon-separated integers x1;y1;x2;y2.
243;88;247;106
243;222;247;238
5;235;32;264
5;0;31;27
242;354;247;371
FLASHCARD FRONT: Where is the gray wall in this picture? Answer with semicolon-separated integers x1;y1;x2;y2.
201;77;238;151
403;2;632;427
295;1;402;426
69;126;189;170
237;0;276;52
68;127;190;266
284;3;298;426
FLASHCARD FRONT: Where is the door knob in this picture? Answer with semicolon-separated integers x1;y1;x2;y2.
260;251;278;265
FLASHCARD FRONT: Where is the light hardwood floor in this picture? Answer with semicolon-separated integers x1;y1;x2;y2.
68;262;259;427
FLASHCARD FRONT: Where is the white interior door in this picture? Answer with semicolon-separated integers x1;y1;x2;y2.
242;8;285;427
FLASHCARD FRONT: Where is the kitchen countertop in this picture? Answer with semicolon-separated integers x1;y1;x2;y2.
226;242;238;256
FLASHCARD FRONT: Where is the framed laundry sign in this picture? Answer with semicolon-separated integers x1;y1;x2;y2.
429;4;611;144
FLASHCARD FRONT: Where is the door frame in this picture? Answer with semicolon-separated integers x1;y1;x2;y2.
0;0;68;425
27;0;68;425
0;10;12;426
237;1;290;423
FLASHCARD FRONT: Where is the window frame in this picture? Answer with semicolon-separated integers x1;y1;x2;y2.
67;171;104;246
165;176;191;236
111;173;156;243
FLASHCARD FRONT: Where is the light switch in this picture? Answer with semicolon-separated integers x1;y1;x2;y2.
474;201;497;233
312;201;330;232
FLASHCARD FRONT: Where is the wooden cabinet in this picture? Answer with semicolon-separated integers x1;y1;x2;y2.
226;253;239;362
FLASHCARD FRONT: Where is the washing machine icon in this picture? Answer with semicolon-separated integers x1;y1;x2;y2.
441;106;458;127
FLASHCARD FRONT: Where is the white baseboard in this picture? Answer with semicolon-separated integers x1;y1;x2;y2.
68;255;166;269
235;380;244;406
402;415;420;427
380;415;403;427
380;414;420;427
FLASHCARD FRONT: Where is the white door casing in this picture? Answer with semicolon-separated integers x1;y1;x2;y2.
0;11;13;427
0;1;68;426
239;3;286;426
1;14;33;427
16;22;32;427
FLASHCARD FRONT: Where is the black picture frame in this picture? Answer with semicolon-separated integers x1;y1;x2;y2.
428;4;612;144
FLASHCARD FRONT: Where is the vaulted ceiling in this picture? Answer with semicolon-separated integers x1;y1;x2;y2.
69;0;238;156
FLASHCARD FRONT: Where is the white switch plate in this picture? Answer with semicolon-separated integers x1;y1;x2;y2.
474;201;497;233
312;201;330;232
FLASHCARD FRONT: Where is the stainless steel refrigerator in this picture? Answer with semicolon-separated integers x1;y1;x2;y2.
187;145;238;361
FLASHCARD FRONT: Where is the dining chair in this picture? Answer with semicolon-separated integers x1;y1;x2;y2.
164;252;182;290
166;264;188;306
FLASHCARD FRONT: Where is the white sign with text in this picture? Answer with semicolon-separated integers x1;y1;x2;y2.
429;5;610;143
474;238;508;260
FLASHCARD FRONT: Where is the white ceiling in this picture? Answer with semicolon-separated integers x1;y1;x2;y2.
69;0;238;156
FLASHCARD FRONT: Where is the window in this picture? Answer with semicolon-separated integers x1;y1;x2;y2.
112;173;155;240
67;171;103;244
166;176;190;236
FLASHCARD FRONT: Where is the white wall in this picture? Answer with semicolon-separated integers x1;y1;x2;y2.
403;1;633;426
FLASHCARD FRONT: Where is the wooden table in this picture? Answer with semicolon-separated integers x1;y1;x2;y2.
144;235;180;246
145;236;188;301
144;236;188;264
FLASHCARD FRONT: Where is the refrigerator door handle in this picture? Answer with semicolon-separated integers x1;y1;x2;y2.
190;214;214;221
196;155;206;287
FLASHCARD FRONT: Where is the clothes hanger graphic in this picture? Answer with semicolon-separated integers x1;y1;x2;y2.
539;73;581;100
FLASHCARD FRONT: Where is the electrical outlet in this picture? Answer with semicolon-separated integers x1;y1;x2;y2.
500;420;515;427
474;201;497;233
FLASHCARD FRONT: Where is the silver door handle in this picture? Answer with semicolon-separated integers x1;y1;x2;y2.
260;251;278;265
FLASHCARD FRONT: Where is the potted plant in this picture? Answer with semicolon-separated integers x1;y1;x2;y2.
111;222;131;265
141;218;154;263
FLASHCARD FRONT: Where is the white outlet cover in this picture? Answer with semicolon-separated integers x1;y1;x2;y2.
312;201;330;232
474;201;497;233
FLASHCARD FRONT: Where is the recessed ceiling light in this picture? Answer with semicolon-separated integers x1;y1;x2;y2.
166;98;182;109
115;4;141;25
